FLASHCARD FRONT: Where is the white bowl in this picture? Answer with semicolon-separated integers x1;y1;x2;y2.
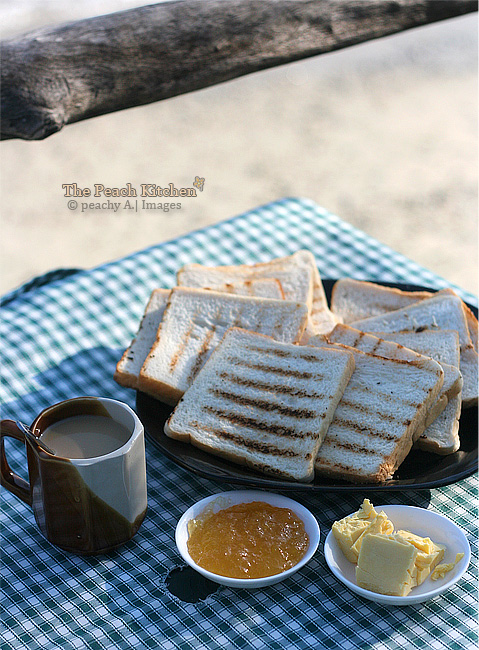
176;490;320;588
324;504;471;606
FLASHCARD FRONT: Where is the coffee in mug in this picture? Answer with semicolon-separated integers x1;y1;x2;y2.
40;415;132;458
1;397;148;555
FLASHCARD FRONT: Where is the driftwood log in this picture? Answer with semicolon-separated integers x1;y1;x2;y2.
1;0;476;141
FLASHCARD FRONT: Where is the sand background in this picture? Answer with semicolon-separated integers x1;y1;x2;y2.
1;3;477;296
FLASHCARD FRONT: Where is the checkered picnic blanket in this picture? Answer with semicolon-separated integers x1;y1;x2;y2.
1;198;477;650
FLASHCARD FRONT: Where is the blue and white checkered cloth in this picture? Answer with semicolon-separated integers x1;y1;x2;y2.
1;199;477;650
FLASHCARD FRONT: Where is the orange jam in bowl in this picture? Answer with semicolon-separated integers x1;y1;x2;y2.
186;501;310;579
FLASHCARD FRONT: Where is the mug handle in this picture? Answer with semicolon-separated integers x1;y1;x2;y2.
1;420;32;506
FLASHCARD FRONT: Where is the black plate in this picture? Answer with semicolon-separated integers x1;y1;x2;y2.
138;280;478;491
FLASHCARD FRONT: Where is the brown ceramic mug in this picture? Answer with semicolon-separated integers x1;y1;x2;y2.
1;397;147;555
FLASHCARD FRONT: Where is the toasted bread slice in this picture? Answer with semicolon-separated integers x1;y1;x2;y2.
331;279;433;323
177;250;338;335
376;330;464;455
327;325;462;454
327;326;459;407
362;330;463;454
350;293;478;407
138;288;309;405
369;329;460;367
165;328;355;482
177;251;315;309
114;289;171;389
308;336;444;483
114;280;284;389
331;279;478;352
328;326;461;403
419;398;461;455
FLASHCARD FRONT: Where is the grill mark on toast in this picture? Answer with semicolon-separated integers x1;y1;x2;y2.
345;383;423;409
218;371;326;399
347;333;361;348
189;422;301;457
271;314;286;338
252;304;266;330
185;326;216;383
328;417;398;441
225;356;325;380
210;388;322;419
330;330;365;346
341;334;422;360
244;280;254;296
231;304;246;328
250;463;297;476
202;406;316;439
337;399;411;424
315;457;391;482
244;345;290;358
185;302;232;382
315;460;355;473
244;345;320;362
169;317;196;372
321;440;377;455
370;340;381;354
348;331;365;348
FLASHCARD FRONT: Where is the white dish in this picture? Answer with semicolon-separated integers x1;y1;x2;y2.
175;490;320;588
324;504;471;606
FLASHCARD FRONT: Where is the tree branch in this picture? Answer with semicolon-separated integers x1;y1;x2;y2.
1;0;476;140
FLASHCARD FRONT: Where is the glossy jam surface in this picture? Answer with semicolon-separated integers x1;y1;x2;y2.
187;501;309;579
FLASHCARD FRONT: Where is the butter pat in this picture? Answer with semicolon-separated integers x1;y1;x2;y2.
332;499;382;563
350;512;394;562
356;533;418;597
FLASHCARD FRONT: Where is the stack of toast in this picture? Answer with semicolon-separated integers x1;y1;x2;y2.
114;252;478;484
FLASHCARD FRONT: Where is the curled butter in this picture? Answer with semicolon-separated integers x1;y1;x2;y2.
431;553;465;581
